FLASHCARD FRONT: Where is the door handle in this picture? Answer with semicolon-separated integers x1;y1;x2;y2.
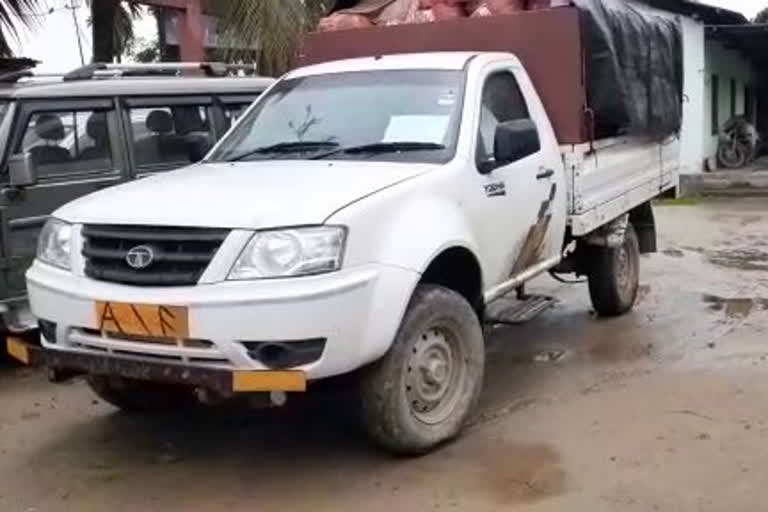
536;168;555;180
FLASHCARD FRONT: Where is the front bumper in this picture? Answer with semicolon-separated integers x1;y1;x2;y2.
26;261;418;381
7;336;306;394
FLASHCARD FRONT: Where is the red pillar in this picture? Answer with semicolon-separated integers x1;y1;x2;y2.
179;0;205;61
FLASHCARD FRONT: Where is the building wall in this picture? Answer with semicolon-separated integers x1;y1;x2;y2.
678;17;706;175
703;39;756;167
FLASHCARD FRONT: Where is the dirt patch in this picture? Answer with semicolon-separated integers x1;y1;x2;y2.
740;215;763;227
480;442;567;504
636;285;652;305
662;249;685;258
420;440;568;506
707;249;768;272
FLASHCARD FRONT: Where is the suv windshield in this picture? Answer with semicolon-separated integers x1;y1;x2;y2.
209;70;464;164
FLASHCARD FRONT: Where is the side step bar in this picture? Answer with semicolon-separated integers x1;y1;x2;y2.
485;294;557;325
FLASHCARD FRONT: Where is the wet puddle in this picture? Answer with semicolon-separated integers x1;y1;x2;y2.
706;249;768;272
702;294;768;318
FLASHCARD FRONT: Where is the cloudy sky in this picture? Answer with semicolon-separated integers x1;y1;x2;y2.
705;0;763;18
8;0;767;73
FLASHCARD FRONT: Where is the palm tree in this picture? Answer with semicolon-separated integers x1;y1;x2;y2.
210;0;336;76
88;0;141;63
0;0;40;57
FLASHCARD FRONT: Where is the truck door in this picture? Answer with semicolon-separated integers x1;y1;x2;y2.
468;69;562;286
0;99;126;302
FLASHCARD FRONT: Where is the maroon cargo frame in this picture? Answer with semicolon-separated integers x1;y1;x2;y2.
300;8;587;144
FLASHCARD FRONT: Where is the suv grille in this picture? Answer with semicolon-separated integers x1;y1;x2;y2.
82;225;229;286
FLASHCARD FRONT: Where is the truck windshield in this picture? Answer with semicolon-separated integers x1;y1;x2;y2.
208;70;464;164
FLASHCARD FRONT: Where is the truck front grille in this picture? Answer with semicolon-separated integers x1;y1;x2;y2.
82;225;229;286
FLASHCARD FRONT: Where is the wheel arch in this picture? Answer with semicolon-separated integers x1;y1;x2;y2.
629;201;656;254
419;245;484;317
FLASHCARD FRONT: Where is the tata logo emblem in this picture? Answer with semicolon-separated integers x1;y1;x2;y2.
125;245;155;270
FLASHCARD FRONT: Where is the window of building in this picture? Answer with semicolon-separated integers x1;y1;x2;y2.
745;85;754;123
711;74;719;135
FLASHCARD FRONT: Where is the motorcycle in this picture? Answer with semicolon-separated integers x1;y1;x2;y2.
717;116;760;169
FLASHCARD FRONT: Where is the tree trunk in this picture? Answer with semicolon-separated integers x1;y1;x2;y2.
91;0;118;63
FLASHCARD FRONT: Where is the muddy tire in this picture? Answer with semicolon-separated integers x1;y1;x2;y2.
587;223;640;317
360;284;485;455
86;375;195;413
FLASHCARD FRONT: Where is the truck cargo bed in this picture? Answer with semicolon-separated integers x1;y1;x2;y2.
302;8;587;144
564;137;680;236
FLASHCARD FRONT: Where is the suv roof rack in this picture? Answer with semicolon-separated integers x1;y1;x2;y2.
0;69;35;83
63;62;259;81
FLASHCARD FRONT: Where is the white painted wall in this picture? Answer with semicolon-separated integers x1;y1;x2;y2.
702;39;756;167
679;18;706;175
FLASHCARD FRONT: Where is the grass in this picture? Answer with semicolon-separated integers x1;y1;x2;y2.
654;196;702;206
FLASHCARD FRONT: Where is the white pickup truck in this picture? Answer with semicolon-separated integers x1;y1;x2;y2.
16;50;677;454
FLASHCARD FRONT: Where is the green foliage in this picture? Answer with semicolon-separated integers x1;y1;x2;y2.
211;0;335;76
0;0;41;57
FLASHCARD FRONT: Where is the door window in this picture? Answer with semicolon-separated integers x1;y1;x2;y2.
128;104;214;169
476;72;530;166
17;109;115;179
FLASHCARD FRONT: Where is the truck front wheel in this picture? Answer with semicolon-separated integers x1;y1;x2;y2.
360;284;485;455
587;223;640;317
86;375;195;413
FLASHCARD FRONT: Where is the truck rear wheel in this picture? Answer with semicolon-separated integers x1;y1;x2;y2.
587;223;640;317
360;284;484;455
86;375;195;413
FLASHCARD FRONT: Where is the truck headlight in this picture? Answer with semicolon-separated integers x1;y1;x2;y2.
228;226;346;279
37;218;72;270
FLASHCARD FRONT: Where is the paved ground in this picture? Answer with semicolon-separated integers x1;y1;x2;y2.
1;198;768;512
680;156;768;196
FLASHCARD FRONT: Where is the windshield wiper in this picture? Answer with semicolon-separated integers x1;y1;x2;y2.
226;141;340;162
310;141;446;160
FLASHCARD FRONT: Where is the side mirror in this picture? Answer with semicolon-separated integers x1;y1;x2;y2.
492;119;540;168
8;153;37;188
187;136;214;163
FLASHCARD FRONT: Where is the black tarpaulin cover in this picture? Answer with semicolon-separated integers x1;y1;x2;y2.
572;0;683;138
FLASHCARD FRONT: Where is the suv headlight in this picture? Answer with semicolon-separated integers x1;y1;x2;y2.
37;218;72;270
228;226;346;279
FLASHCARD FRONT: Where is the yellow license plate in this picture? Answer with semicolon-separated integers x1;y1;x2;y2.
95;301;189;339
232;370;307;392
6;337;30;365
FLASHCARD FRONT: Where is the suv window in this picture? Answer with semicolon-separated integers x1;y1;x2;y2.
476;71;530;165
129;104;213;169
18;109;114;178
222;103;251;130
